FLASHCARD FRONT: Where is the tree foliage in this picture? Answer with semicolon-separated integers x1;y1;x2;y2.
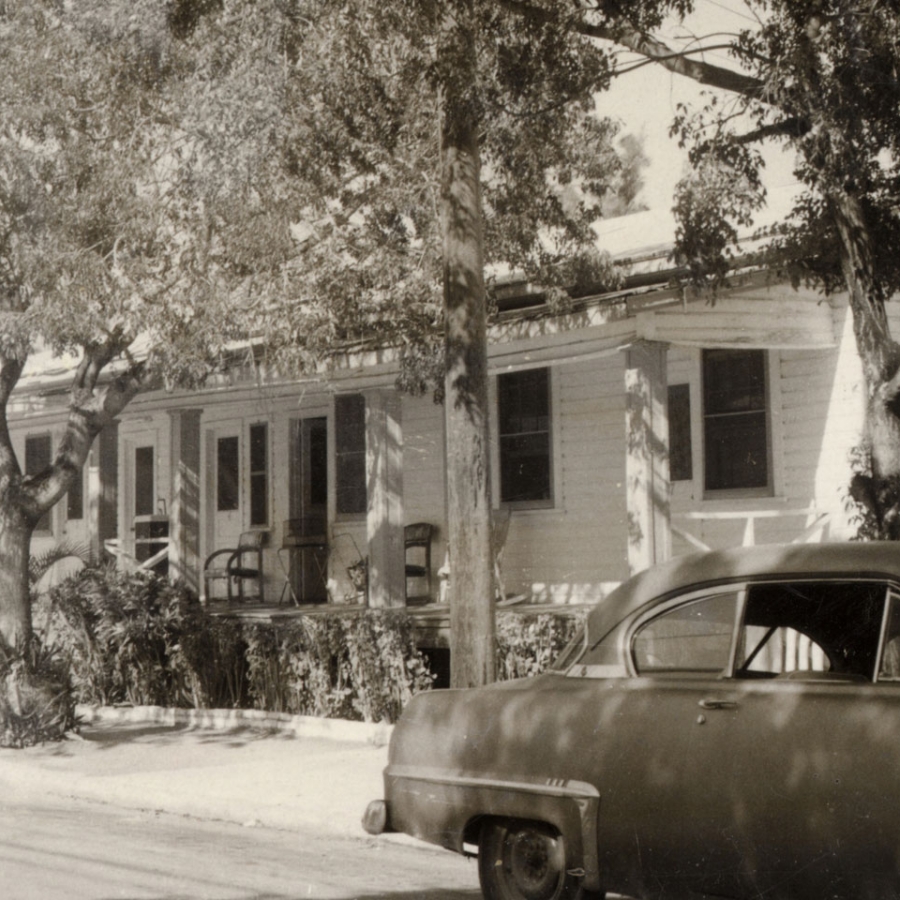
655;1;900;535
173;0;650;388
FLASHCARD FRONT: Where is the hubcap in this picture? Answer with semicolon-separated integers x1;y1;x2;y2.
505;827;564;900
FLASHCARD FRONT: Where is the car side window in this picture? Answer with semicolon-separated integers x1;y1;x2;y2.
632;592;739;677
737;624;829;678
737;580;887;682
878;592;900;682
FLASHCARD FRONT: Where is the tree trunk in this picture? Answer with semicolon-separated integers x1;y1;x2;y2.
440;4;496;688
0;505;34;651
831;190;900;537
0;347;144;651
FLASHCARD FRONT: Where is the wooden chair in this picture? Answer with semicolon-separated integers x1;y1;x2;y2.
203;531;266;603
405;523;434;605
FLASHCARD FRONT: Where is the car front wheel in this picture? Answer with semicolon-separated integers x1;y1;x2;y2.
478;818;587;900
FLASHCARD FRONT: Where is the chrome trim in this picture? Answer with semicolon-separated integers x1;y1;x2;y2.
387;765;599;801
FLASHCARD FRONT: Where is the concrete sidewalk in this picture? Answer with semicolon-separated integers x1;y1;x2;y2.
0;705;395;839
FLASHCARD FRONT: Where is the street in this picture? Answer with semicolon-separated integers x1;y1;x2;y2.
0;795;480;900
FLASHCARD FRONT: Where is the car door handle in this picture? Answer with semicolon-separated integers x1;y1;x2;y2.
698;698;738;710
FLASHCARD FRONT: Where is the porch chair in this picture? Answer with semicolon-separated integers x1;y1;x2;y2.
203;531;266;603
405;522;434;606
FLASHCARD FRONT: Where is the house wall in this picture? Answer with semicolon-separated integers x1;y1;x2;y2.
491;354;630;604
669;296;864;554
7;289;880;609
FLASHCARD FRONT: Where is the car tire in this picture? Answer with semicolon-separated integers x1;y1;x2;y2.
478;818;587;900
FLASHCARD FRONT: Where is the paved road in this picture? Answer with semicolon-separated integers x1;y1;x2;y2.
1;795;481;900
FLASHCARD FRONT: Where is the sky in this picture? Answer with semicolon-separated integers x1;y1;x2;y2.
596;0;801;247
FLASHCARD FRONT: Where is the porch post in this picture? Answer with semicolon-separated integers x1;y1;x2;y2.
168;409;202;591
365;389;405;608
625;341;672;574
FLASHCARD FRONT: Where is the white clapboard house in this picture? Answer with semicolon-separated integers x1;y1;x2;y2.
13;211;874;655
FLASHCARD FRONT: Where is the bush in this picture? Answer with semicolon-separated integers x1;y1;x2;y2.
0;640;76;748
43;566;207;708
42;566;582;724
242;610;434;722
496;612;585;681
44;566;434;722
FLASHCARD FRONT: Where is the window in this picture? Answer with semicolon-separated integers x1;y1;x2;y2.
738;581;886;681
498;368;552;505
217;436;239;512
67;466;84;521
879;593;900;681
249;423;268;526
335;394;366;515
134;446;155;516
668;383;693;482
25;434;52;533
703;349;770;492
633;592;739;676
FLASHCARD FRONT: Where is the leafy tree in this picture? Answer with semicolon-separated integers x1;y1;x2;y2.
599;1;900;537
180;1;900;686
0;0;653;688
0;1;253;652
176;0;663;687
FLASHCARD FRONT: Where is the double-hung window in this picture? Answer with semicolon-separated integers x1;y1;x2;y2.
498;367;553;507
702;349;770;493
335;394;367;516
249;423;268;526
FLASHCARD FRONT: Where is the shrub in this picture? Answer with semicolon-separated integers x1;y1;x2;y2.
496;612;585;681
43;566;206;708
0;640;76;748
44;566;434;722
243;612;434;722
41;565;582;724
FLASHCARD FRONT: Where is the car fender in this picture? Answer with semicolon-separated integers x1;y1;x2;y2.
385;764;602;893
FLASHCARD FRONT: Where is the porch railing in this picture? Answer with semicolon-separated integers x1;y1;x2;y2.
103;538;170;573
672;504;832;552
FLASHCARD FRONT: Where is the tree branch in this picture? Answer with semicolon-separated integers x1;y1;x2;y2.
732;117;810;144
498;0;767;102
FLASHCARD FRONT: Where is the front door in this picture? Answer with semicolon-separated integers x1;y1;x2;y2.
289;417;328;602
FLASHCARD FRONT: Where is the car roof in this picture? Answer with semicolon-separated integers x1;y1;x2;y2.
586;542;900;646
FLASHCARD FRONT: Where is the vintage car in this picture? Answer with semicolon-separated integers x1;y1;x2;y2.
364;542;900;900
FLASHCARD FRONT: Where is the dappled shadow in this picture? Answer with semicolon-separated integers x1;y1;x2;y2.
78;720;301;751
94;893;482;900
292;891;481;900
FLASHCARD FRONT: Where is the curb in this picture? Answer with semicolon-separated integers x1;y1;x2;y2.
75;704;394;747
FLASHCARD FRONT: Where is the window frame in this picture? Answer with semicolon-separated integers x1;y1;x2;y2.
334;393;367;518
701;348;774;499
628;587;745;678
496;366;555;510
248;422;269;527
623;577;900;684
216;435;240;513
25;432;54;535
